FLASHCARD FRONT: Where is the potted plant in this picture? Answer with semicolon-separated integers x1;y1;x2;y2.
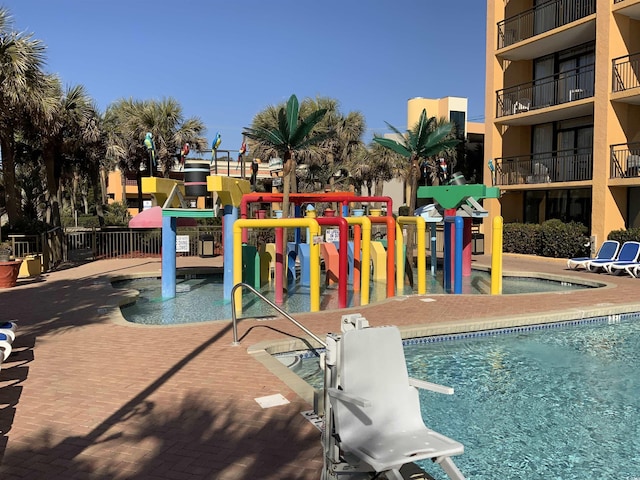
0;242;12;262
0;241;22;288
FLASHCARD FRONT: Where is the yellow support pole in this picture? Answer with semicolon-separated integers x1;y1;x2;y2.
491;215;503;295
395;222;404;292
397;216;426;294
344;216;371;306
233;218;321;313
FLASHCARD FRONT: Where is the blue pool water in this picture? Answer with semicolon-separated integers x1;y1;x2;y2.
291;316;640;479
113;271;592;325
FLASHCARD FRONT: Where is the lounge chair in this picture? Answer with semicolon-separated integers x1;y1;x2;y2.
567;240;619;270
323;315;465;480
604;244;640;275
587;241;640;273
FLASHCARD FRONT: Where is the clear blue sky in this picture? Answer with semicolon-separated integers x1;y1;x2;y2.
3;0;487;155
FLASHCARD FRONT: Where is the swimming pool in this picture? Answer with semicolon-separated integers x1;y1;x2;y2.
113;271;594;325
288;314;640;479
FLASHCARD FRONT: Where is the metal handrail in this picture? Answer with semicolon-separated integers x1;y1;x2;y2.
230;282;327;347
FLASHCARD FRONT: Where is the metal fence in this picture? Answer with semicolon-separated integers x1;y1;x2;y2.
612;53;640;93
497;0;595;49
496;64;595;118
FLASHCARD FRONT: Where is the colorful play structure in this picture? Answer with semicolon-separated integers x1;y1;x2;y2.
137;168;503;315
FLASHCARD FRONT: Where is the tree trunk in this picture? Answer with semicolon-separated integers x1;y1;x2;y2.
0;132;19;224
136;169;143;213
43;147;64;266
405;156;421;269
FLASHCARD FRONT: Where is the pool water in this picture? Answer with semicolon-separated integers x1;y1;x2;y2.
113;271;591;325
291;317;640;479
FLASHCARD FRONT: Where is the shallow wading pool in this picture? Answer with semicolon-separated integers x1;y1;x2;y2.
112;270;597;325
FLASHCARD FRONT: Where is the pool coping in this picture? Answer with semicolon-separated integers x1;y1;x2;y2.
247;297;640;409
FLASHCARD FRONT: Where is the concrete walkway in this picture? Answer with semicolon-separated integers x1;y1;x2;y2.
0;254;638;479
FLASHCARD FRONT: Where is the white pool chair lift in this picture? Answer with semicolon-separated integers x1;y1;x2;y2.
322;314;465;480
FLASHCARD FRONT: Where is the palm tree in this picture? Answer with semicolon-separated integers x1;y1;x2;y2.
243;94;330;218
104;97;207;212
373;109;459;214
373;109;459;267
0;7;52;224
301;98;366;196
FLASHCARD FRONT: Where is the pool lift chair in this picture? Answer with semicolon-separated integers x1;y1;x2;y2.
321;314;465;480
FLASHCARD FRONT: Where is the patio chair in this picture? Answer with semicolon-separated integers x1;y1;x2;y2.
567;240;619;270
603;244;640;275
587;241;640;273
0;332;13;363
0;321;17;342
324;319;465;480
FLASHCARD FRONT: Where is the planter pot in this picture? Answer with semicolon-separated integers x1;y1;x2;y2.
273;210;283;219
324;209;336;217
305;210;317;219
369;208;382;217
352;208;365;217
0;260;23;288
256;209;267;219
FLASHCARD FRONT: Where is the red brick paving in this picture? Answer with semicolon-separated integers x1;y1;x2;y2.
0;254;638;479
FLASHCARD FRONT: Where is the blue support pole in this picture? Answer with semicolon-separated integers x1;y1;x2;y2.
342;204;348;217
454;216;463;294
161;215;177;299
294;205;302;244
430;223;437;276
443;218;451;292
223;204;238;300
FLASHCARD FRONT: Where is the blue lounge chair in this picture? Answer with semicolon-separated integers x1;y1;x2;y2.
587;241;640;273
567;240;619;270
605;244;640;275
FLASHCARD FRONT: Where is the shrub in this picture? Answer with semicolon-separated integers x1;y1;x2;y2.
503;220;589;258
539;219;589;258
608;227;640;244
503;223;541;254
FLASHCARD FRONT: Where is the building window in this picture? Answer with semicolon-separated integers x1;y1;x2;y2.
449;111;465;139
524;188;591;227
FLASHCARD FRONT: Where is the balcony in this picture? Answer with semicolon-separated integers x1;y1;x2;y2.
496;64;594;123
495;147;593;186
498;0;596;60
610;143;640;179
613;0;640;20
612;53;640;104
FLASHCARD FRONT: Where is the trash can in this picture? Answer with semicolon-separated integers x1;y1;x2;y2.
198;234;215;257
472;233;484;255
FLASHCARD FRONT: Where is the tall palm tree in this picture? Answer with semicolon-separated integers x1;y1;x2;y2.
243;94;330;218
301;97;366;195
373;109;459;214
0;7;53;224
374;109;459;267
104;97;207;212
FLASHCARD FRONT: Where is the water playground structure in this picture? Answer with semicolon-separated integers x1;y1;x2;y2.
137;167;502;315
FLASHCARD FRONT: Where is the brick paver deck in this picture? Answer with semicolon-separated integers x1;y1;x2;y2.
0;254;638;479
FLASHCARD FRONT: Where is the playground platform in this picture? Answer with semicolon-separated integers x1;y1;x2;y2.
1;254;640;479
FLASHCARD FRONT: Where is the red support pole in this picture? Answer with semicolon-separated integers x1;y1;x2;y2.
275;227;284;305
463;217;472;277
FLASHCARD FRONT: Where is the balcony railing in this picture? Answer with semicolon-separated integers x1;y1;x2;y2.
612;53;640;92
496;64;594;118
610;143;640;179
495;147;593;185
498;0;596;49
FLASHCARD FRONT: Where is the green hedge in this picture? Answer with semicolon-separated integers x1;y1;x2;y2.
503;220;589;258
607;227;640;244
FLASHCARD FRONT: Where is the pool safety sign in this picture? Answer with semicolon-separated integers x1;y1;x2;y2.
176;235;190;252
325;228;340;243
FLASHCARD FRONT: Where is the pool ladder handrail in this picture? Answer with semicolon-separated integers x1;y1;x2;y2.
230;282;327;348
